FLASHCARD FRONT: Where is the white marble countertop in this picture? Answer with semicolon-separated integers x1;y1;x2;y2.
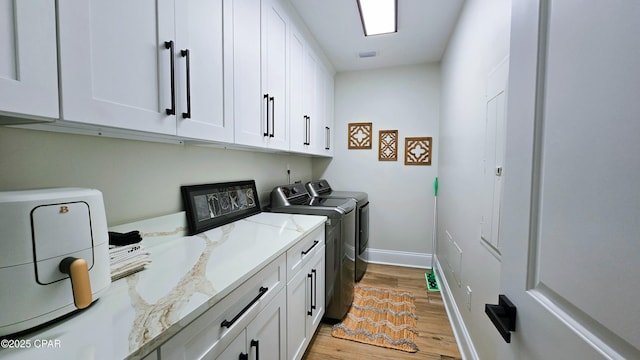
0;211;326;360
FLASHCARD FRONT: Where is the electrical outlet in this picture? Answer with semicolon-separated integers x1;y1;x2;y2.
466;286;472;311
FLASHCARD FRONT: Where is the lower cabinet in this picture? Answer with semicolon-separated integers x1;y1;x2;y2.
286;245;325;360
160;255;285;360
308;250;325;334
157;227;326;360
217;288;286;360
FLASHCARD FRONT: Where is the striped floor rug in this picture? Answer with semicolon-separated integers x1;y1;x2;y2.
331;285;419;352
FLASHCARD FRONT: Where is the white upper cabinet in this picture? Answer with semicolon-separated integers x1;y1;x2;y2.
58;0;176;135
305;51;323;154
57;0;229;141
233;0;290;151
4;0;332;154
174;0;230;142
261;0;290;150
176;0;233;142
0;0;58;123
318;63;335;156
229;0;262;148
289;28;314;154
289;22;335;156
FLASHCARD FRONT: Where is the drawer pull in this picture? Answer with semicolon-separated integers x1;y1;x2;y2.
307;273;313;316
250;339;260;360
263;94;269;137
221;286;268;328
180;49;192;119
164;40;176;116
311;269;317;311
239;353;248;360
269;96;275;138
325;126;331;150
301;240;319;256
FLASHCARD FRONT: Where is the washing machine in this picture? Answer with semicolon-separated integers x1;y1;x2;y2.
306;179;369;282
270;183;356;320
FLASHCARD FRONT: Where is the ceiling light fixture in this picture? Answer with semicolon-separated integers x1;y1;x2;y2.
357;0;397;36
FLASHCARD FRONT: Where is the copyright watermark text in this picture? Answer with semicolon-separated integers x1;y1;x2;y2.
1;338;62;349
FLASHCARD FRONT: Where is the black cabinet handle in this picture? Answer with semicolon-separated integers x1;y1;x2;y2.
307;116;311;145
250;339;260;360
269;96;275;138
180;49;191;119
307;273;313;316
311;269;317;310
221;286;268;328
239;353;248;360
303;116;309;145
485;294;517;343
301;240;319;256
263;94;269;137
325;126;331;150
164;41;176;116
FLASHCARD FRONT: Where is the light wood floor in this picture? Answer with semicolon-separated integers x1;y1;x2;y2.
302;264;462;360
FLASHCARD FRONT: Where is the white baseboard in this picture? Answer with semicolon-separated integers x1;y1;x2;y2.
435;257;479;360
365;248;431;269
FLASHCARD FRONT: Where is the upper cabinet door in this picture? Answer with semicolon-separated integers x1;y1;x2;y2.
0;0;58;122
57;0;176;135
303;48;320;154
233;0;289;151
288;21;334;157
231;0;265;148
289;28;310;154
261;0;289;151
322;65;334;156
175;0;231;142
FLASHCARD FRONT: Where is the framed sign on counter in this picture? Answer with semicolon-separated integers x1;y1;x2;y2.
181;180;261;235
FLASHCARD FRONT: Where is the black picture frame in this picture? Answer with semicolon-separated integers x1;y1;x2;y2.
181;180;261;236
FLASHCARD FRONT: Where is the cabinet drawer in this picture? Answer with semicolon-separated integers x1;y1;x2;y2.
286;226;324;282
160;254;285;360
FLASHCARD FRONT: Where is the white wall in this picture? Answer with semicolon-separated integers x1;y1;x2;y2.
0;127;313;225
438;0;511;359
313;63;440;261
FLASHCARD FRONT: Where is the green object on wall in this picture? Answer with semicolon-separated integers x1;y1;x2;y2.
434;177;439;196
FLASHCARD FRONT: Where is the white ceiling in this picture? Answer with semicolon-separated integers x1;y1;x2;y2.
288;0;465;72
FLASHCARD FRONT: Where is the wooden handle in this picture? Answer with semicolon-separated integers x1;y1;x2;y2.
60;257;93;309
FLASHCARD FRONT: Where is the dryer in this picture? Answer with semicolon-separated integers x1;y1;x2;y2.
306;179;369;282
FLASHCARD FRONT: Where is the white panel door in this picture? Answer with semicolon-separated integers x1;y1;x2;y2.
231;0;265;148
497;1;640;359
0;0;58;121
309;247;325;331
288;28;309;153
246;289;286;360
175;0;230;142
261;0;289;150
322;67;334;156
215;329;247;360
57;0;176;135
304;50;322;154
286;262;310;360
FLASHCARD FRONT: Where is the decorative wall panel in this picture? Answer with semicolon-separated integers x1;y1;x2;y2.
378;130;398;161
404;137;432;165
348;122;373;149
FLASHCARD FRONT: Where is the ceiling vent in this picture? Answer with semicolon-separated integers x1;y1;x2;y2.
358;51;378;58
